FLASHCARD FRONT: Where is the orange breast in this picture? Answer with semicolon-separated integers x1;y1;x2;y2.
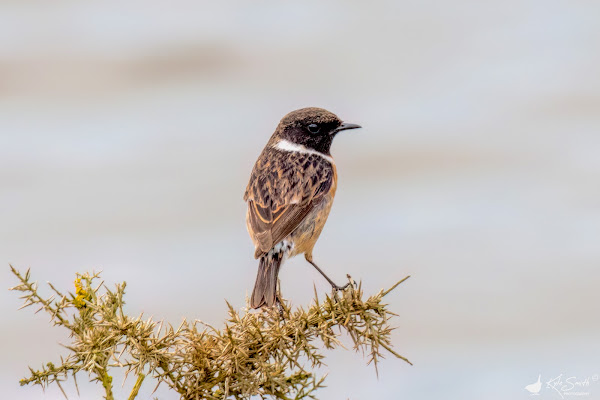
288;163;337;258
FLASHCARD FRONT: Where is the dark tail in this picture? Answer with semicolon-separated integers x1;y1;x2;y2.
251;253;283;309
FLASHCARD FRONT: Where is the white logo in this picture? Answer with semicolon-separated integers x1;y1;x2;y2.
525;373;599;398
525;374;542;395
545;374;597;399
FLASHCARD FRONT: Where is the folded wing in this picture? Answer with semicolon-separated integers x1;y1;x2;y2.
244;149;333;258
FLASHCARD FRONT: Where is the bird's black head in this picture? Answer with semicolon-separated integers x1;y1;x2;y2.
273;107;361;155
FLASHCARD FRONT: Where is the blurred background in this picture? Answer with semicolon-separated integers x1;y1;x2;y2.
1;1;599;399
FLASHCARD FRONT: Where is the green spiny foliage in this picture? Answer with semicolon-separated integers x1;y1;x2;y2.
9;265;411;399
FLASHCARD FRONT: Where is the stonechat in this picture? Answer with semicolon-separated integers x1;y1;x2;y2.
244;107;361;308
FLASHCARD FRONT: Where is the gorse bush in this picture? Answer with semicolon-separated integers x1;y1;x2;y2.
9;265;411;399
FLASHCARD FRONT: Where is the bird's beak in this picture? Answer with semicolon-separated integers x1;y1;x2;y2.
332;122;361;135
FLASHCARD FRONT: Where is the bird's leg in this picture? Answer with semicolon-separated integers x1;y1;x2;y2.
275;297;285;321
275;280;285;321
305;256;350;291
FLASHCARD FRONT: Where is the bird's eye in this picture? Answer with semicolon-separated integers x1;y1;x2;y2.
307;124;320;134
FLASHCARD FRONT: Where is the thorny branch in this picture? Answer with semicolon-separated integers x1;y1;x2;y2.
9;265;411;399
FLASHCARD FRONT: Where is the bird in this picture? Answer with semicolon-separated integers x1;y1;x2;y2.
525;374;541;395
244;107;361;309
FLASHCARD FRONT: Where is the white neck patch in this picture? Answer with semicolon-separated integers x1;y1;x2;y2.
273;139;334;164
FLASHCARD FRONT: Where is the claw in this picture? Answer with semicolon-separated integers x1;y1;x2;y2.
332;282;350;291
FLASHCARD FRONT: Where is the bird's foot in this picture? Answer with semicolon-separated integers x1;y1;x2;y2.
331;274;356;291
331;282;351;291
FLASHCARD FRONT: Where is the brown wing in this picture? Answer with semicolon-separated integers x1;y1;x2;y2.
244;147;333;258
